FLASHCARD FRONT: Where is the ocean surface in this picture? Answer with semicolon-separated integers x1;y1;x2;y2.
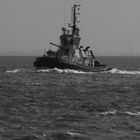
0;56;140;140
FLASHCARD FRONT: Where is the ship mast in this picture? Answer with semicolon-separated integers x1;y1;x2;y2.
71;4;80;35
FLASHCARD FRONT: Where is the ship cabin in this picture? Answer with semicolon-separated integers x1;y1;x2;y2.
56;27;95;66
56;27;80;60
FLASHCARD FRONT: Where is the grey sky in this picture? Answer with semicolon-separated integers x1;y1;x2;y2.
0;0;140;56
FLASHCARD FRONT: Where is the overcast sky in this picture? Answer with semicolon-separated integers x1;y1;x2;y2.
0;0;140;56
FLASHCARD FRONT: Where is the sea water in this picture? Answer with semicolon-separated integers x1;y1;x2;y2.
0;56;140;140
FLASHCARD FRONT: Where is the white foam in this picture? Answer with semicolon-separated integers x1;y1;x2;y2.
99;110;117;115
6;69;24;73
109;68;140;75
37;68;91;74
57;69;89;74
37;69;51;73
99;110;140;116
124;111;140;116
67;131;83;136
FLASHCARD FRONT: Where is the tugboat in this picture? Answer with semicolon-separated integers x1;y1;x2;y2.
33;4;112;72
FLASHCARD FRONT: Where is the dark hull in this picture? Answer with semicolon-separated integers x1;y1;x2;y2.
33;56;112;72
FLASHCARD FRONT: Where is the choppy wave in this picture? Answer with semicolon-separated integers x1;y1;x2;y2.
109;68;140;75
12;131;88;140
99;110;140;116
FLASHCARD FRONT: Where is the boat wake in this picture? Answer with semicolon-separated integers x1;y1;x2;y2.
108;68;140;75
37;68;140;75
6;68;89;74
6;68;140;75
37;68;91;74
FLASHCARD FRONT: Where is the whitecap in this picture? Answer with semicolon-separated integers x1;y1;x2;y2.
67;131;82;136
99;110;117;115
109;68;140;75
123;111;140;116
6;68;24;73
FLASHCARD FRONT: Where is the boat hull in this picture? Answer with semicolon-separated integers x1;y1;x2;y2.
33;56;112;72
